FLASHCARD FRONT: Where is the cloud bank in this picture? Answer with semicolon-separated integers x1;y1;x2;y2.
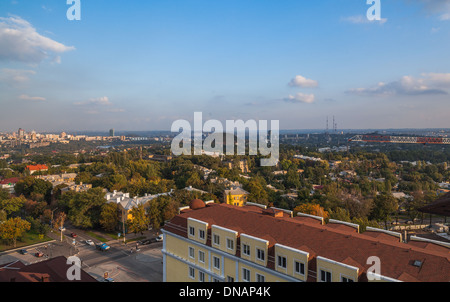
0;15;74;63
346;73;450;96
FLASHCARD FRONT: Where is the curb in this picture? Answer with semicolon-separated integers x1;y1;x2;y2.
0;240;57;256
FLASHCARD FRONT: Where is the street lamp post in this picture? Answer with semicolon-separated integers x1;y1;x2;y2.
122;209;126;244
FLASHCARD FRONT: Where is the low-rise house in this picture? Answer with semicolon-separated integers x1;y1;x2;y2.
0;177;19;194
60;182;93;194
36;173;77;187
105;190;174;220
224;186;249;207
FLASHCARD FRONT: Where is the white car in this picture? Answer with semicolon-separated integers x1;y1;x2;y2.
59;227;66;232
156;234;163;242
85;239;94;246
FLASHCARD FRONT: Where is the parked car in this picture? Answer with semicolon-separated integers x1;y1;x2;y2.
156;234;163;242
137;239;151;245
35;252;44;257
19;249;28;255
138;238;157;245
85;239;94;246
104;277;115;282
59;226;66;232
70;233;77;238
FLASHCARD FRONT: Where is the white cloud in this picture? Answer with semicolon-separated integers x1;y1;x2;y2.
18;94;46;101
347;73;450;96
283;93;315;104
288;75;318;88
106;108;125;113
422;72;450;86
407;0;450;21
341;15;388;24
1;68;36;83
0;15;74;63
74;96;112;106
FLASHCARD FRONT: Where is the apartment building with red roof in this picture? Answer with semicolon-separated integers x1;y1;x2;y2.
162;200;450;282
25;164;48;175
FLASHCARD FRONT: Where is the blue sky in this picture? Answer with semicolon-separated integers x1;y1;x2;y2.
0;0;450;132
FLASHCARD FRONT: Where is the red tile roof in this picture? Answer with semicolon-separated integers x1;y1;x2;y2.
164;203;450;282
0;256;97;282
26;164;48;171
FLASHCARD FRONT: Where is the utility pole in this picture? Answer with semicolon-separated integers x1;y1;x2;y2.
50;207;58;229
122;209;126;244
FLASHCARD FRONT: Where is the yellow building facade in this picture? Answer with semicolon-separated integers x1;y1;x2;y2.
224;187;249;207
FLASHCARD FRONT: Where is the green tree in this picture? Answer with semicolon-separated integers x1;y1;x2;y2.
0;195;26;217
14;177;53;202
0;217;31;247
370;193;398;229
147;199;162;230
100;202;120;232
245;177;269;205
127;204;150;235
61;188;107;229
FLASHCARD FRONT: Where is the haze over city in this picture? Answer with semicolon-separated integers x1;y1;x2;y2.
1;0;450;132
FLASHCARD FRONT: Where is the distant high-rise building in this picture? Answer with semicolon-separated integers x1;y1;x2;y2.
18;128;25;138
109;129;115;137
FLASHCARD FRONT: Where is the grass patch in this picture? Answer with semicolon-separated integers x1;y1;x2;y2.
0;231;53;252
85;231;109;243
105;232;120;240
126;236;146;244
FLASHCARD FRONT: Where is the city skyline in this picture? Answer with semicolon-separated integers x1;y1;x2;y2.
1;0;450;132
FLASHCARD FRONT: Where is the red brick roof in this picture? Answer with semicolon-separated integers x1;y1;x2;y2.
164;203;450;282
0;177;19;185
0;256;97;282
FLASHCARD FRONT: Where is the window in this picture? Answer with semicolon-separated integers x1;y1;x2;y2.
198;250;205;263
199;229;205;240
199;271;205;282
189;226;195;237
277;255;287;269
256;248;265;262
256;273;265;282
243;244;250;256
189;267;195;279
294;261;305;276
213;234;220;246
242;268;250;282
212;278;221;282
320;270;332;282
213;256;221;270
226;238;234;250
341;276;354;282
227;276;234;282
188;247;195;259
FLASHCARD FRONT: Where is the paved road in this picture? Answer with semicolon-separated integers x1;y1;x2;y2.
0;226;164;282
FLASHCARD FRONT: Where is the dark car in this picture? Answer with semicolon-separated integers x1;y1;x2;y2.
35;252;44;257
138;238;157;245
19;249;28;255
71;233;77;238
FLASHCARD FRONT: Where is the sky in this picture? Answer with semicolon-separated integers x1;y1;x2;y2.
0;0;450;132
